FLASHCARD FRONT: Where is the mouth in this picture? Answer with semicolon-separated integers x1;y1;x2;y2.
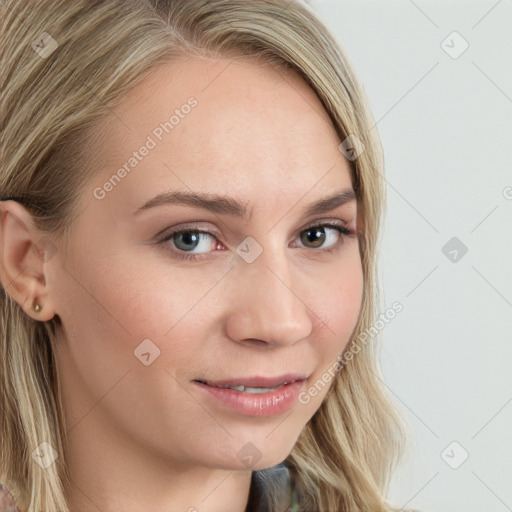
191;374;309;417
192;374;308;394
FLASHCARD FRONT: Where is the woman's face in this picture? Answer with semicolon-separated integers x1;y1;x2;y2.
47;56;364;472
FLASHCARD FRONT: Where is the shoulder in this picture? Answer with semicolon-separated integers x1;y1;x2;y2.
0;483;21;512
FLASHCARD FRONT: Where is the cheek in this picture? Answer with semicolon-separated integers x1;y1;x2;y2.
70;257;227;382
314;249;364;354
297;251;364;410
334;267;363;348
52;252;209;435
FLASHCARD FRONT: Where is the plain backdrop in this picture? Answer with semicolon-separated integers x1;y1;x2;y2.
307;1;512;511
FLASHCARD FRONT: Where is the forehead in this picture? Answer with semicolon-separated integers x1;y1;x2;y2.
86;56;354;216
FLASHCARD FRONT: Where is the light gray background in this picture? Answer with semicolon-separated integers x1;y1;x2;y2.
308;1;512;511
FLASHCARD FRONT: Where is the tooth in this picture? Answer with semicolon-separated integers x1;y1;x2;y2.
233;386;280;393
245;387;275;393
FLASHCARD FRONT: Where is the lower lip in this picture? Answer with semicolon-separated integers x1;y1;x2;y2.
192;380;306;418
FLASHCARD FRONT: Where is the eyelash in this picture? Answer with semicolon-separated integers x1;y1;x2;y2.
159;221;353;262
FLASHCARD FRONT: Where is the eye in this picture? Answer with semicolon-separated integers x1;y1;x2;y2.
296;222;351;251
164;229;219;260
158;220;353;261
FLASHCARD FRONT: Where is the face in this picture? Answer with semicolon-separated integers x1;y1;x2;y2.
47;56;364;472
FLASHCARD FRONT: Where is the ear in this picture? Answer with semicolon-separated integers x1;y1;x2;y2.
0;200;57;321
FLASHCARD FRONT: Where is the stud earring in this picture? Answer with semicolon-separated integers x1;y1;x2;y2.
33;302;42;313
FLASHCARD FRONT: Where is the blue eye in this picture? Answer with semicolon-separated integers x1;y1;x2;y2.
159;221;352;261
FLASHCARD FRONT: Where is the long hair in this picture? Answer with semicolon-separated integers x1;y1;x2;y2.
0;1;407;510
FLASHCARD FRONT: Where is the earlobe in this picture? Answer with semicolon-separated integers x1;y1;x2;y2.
0;200;57;321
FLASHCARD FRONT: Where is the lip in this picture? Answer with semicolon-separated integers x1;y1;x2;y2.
194;373;307;389
192;374;308;418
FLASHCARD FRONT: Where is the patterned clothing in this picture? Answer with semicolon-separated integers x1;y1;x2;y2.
246;462;305;511
0;483;21;512
289;479;303;511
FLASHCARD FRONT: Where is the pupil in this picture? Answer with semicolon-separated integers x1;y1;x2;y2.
175;231;199;251
302;228;325;248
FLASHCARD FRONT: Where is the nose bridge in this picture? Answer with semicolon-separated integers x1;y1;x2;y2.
227;238;313;346
247;233;296;297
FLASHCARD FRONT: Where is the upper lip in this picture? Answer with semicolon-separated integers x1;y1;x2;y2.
193;373;308;388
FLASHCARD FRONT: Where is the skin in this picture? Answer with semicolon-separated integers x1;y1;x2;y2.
0;56;364;512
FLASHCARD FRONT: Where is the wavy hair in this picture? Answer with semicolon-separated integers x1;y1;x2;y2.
0;0;407;510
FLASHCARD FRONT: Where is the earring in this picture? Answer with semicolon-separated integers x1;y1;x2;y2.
33;302;42;313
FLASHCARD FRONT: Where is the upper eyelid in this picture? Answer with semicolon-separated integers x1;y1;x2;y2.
157;217;352;239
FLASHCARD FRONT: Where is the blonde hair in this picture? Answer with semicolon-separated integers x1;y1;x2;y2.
0;0;407;510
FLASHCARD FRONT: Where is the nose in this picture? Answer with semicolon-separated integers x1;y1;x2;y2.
224;247;314;348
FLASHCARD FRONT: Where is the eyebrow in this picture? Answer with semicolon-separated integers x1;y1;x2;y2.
134;188;356;219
